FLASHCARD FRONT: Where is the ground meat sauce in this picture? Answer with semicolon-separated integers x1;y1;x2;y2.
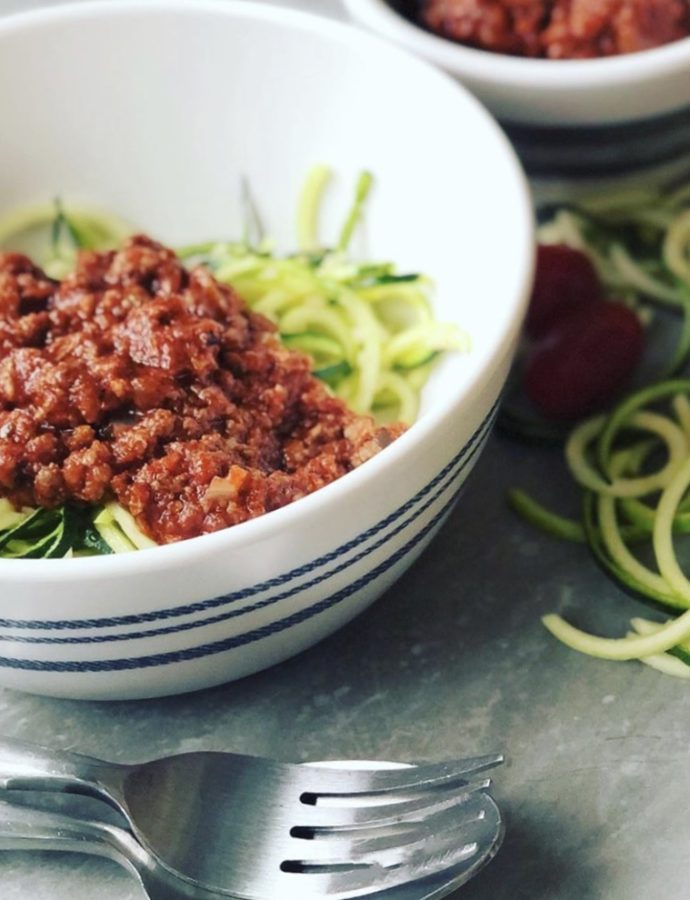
0;237;404;544
419;0;690;58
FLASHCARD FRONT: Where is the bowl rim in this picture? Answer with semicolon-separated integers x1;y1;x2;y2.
0;0;534;585
342;0;690;90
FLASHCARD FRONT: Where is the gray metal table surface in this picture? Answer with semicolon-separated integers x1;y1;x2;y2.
1;1;689;898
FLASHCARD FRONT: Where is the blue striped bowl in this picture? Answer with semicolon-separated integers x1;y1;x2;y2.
0;0;533;699
344;0;690;183
0;398;501;699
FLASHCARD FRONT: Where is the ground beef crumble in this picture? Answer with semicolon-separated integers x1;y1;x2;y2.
419;0;690;58
0;237;404;544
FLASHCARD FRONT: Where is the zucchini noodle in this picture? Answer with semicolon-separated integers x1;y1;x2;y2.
296;164;332;253
672;392;690;440
506;488;585;543
653;455;690;601
0;200;131;277
597;443;673;598
664;208;690;285
629;617;690;678
566;409;688;498
608;242;681;306
180;168;469;422
634;652;690;679
513;180;690;677
0;169;468;558
538;183;690;321
542;607;690;661
538;385;690;666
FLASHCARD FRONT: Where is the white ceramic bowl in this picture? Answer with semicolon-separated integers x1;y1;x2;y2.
0;0;533;700
343;0;690;181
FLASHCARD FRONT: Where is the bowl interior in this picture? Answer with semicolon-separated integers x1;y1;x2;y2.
0;0;530;412
0;0;532;582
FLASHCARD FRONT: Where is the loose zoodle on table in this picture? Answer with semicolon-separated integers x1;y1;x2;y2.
508;179;690;678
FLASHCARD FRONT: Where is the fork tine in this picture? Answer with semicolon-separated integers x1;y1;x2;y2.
274;793;503;900
296;778;492;829
285;793;491;867
298;755;504;799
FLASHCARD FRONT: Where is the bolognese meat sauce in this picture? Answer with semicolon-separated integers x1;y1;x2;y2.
0;237;404;543
420;0;690;58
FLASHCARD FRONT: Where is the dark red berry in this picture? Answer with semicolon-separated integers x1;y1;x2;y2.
522;301;644;421
526;243;604;339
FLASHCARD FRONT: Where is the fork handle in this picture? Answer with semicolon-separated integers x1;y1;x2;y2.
0;796;133;865
0;737;126;809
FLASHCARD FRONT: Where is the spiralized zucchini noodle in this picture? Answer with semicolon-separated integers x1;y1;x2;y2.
178;168;468;423
512;180;690;678
0;168;468;558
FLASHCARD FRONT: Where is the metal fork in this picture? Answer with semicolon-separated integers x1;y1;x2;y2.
0;738;503;899
0;790;503;900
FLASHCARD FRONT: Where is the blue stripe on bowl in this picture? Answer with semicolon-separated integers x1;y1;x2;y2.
0;404;494;647
0;399;499;633
501;105;690;179
0;456;474;673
